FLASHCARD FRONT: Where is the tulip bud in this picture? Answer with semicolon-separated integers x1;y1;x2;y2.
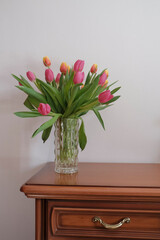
45;69;54;83
73;72;85;84
43;56;51;67
98;90;113;103
102;80;108;88
74;60;85;72
90;64;97;73
60;62;69;75
55;73;61;83
26;71;36;82
67;65;70;73
98;72;107;86
104;69;109;78
38;103;51;116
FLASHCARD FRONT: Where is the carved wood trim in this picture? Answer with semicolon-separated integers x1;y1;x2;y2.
21;184;160;201
49;206;160;239
35;199;46;240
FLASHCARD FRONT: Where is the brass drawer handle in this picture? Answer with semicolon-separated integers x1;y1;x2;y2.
93;216;130;229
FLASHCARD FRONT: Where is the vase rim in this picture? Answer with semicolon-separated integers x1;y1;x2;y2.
60;117;79;120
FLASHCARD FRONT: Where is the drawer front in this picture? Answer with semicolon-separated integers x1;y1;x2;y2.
48;206;160;239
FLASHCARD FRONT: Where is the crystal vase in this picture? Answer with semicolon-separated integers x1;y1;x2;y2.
54;118;79;174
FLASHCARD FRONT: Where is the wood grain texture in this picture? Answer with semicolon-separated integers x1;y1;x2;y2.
47;200;160;240
20;162;160;200
20;162;160;239
24;162;160;187
35;199;42;240
51;207;160;238
35;199;46;240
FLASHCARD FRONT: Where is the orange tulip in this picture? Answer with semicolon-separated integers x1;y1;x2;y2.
68;65;70;72
90;64;97;73
60;62;70;75
104;69;109;78
102;80;108;88
43;56;51;67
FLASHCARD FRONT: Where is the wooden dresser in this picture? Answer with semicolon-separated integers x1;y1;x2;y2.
21;162;160;240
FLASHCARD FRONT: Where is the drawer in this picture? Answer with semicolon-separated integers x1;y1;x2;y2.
48;205;160;239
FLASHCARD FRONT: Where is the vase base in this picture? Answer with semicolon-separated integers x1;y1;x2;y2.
55;166;78;174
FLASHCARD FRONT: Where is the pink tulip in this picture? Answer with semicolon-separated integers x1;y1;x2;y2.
98;72;108;85
26;71;36;82
73;60;85;72
73;71;85;84
45;69;54;83
55;73;61;83
38;103;51;115
98;90;113;103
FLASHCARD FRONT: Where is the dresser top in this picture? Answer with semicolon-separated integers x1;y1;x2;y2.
25;162;160;188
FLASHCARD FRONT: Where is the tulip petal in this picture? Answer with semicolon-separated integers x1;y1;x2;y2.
74;60;85;72
98;90;113;103
45;69;54;83
26;71;36;82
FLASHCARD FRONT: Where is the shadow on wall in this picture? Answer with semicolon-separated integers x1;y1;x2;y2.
0;88;53;167
0;87;52;239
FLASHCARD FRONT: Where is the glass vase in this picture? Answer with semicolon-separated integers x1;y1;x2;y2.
54;118;79;174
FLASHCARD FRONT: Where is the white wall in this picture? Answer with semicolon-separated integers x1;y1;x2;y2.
0;0;160;239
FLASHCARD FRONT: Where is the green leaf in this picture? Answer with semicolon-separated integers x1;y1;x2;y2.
79;118;87;151
107;80;118;90
24;97;35;110
90;73;97;84
92;85;105;98
77;110;88;117
58;73;64;91
79;98;98;110
28;96;41;108
70;84;81;102
85;71;91;85
36;79;65;111
71;75;100;113
73;99;99;117
41;86;59;112
111;87;121;95
14;111;42;118
52;80;57;88
94;104;113;111
93;109;105;130
63;84;82;117
16;86;47;103
64;71;74;102
42;126;52;143
12;74;32;88
64;70;69;83
74;84;90;101
32;114;61;138
20;75;33;88
105;95;120;104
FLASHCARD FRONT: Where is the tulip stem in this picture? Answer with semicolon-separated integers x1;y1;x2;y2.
55;118;79;165
90;73;97;83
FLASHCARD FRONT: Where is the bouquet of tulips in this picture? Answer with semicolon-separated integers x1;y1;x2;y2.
12;57;120;150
